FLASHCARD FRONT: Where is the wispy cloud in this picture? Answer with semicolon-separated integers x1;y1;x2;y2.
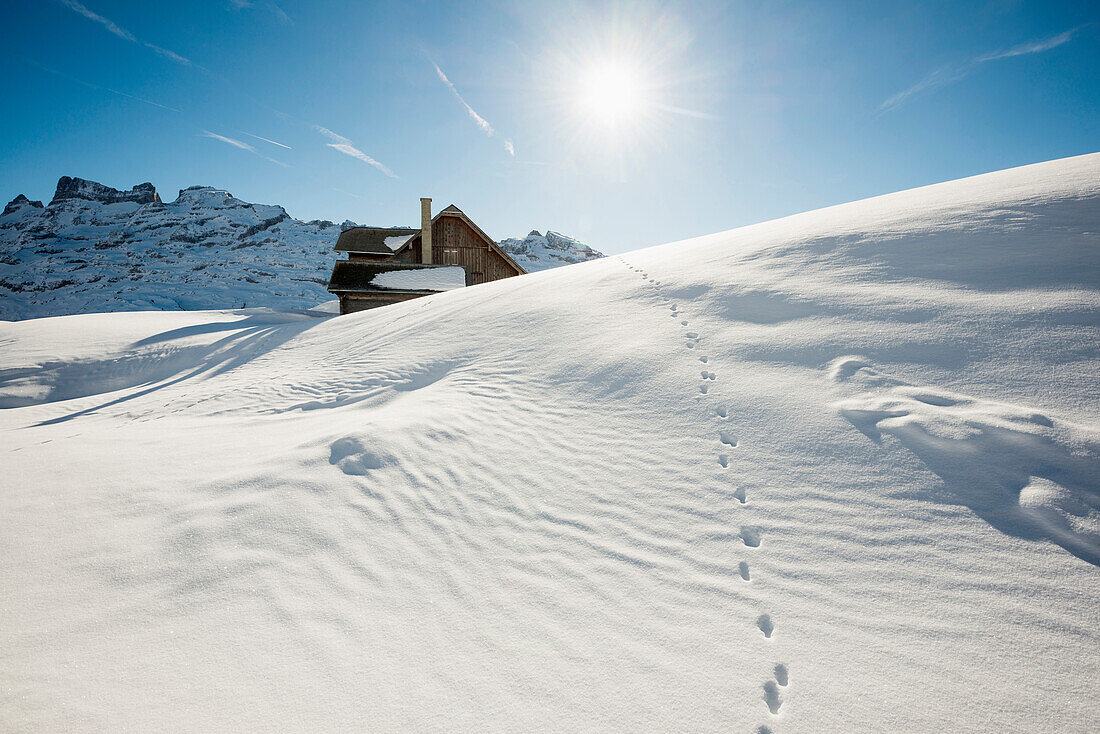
653;102;721;121
202;131;253;150
201;130;289;167
315;126;396;178
432;61;515;156
58;0;193;66
880;27;1082;113
433;62;494;135
242;131;292;149
976;28;1079;62
225;0;290;24
22;57;182;113
879;65;972;113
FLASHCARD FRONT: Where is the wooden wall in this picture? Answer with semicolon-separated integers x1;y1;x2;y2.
399;215;522;285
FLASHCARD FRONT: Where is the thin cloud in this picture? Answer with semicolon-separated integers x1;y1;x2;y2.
977;28;1080;62
433;62;494;135
315;126;397;178
653;102;721;121
242;132;292;149
225;0;291;24
201;130;289;167
58;0;192;66
879;65;972;113
432;61;518;156
22;57;182;113
202;130;253;150
880;27;1082;113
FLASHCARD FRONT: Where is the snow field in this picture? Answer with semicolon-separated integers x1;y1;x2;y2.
1;153;1098;732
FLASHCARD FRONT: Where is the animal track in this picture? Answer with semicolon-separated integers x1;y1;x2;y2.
718;453;729;467
757;613;774;638
716;406;727;418
719;430;736;446
774;664;789;687
699;356;708;363
733;486;747;503
741;526;762;547
700;384;709;394
763;680;782;714
701;371;716;380
739;561;751;581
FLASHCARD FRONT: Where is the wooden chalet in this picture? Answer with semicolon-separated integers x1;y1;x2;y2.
327;198;526;314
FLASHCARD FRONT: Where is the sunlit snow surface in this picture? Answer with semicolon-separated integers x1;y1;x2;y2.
2;154;1098;732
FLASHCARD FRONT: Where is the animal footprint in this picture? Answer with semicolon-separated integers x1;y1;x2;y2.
763;679;782;714
718;453;729;467
741;525;761;547
739;561;751;581
774;664;789;687
685;332;698;339
719;430;737;446
716;406;727;418
699;356;709;363
681;320;689;326
757;613;775;638
700;384;709;394
733;486;747;503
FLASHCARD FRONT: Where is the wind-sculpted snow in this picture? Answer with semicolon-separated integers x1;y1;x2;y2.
833;358;1100;564
1;154;1098;732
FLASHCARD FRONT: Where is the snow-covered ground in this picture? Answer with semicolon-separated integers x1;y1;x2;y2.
1;154;1098;732
0;179;603;320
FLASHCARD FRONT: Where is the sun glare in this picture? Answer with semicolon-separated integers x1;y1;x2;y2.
575;61;648;130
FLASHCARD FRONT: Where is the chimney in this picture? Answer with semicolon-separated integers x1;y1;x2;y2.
420;197;432;264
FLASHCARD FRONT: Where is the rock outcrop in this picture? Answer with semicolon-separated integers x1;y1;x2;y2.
2;194;44;217
50;176;161;206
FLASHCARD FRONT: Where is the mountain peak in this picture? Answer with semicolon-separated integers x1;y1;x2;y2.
50;176;161;206
2;194;44;217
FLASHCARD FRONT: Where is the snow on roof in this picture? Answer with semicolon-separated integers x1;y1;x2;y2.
369;266;466;291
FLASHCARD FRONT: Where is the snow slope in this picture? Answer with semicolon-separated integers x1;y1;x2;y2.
1;154;1098;732
0;180;603;320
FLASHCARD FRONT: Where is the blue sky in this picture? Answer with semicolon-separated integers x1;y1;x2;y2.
1;0;1096;253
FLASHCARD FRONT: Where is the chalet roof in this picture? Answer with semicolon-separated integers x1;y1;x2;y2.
327;260;469;294
335;227;418;254
392;204;527;275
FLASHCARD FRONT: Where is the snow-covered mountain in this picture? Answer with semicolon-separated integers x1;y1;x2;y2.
0;178;604;320
2;154;1097;732
498;229;604;272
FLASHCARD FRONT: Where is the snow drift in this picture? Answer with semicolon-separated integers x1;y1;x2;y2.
1;154;1098;732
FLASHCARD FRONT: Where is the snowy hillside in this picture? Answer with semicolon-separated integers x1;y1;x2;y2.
498;229;604;272
0;178;603;320
1;154;1098;732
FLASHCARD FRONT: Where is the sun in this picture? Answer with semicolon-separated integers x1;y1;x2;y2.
574;60;649;130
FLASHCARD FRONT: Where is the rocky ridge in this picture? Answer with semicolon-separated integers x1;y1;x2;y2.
0;177;604;320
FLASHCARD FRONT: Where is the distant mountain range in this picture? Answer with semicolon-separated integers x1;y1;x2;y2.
0;177;604;321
